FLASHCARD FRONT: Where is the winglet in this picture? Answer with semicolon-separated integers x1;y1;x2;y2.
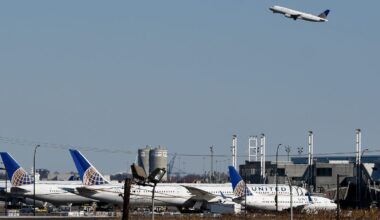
318;9;330;19
0;152;32;186
228;166;252;197
220;191;226;199
69;149;109;185
306;192;314;204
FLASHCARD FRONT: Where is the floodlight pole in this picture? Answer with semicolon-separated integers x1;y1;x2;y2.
33;144;40;216
286;174;293;220
152;182;156;220
275;144;282;212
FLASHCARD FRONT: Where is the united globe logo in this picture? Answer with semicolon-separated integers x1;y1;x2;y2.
233;180;252;197
11;168;32;186
83;166;107;185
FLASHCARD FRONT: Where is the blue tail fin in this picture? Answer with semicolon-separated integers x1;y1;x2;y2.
318;10;330;19
69;149;109;185
228;166;252;197
0;152;32;186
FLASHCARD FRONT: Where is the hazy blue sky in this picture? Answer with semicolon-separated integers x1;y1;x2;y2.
0;1;379;175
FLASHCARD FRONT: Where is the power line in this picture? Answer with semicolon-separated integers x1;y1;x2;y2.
0;136;133;154
1;135;380;159
172;149;380;159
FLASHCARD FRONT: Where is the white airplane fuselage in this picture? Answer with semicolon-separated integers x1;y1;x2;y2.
11;183;97;205
242;194;337;211
75;183;309;208
76;184;193;207
270;5;328;22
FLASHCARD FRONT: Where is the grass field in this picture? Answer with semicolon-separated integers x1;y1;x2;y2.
128;209;380;220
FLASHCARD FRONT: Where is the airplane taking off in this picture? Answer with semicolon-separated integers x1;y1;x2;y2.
270;5;330;22
228;166;337;211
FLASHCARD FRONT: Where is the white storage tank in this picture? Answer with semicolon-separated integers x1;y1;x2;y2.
138;146;151;175
149;146;168;181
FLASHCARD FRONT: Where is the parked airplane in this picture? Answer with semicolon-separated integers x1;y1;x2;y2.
69;149;309;210
270;5;330;22
228;166;337;211
69;149;195;208
0;152;97;205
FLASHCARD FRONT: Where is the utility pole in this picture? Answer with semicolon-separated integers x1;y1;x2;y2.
210;146;214;183
33;144;40;216
122;178;132;220
286;175;293;220
308;131;314;192
355;129;361;209
260;134;266;184
337;174;340;220
275;144;282;212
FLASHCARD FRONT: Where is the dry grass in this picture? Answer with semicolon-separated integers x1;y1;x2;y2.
127;209;380;220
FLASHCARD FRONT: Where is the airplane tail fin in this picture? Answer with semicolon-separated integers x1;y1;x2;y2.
318;10;330;19
0;152;32;186
69;149;109;185
228;166;252;197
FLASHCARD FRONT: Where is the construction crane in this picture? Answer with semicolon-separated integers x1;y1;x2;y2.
167;153;176;181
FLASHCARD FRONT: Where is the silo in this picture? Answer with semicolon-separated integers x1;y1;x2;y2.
149;146;168;181
138;146;151;175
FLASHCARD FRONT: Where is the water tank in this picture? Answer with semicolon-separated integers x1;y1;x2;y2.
149;146;168;181
138;146;151;175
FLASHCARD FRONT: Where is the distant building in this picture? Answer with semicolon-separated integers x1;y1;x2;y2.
36;168;50;180
240;154;380;208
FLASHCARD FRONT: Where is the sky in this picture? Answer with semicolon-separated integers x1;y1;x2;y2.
0;1;379;175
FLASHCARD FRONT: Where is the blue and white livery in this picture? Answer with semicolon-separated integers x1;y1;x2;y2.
228;166;252;197
69;149;109;185
0;152;32;186
0;152;96;205
270;5;330;22
69;149;194;207
228;166;337;211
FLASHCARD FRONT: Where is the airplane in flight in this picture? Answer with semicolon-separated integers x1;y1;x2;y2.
69;149;310;210
0;152;97;206
269;5;330;22
228;166;337;211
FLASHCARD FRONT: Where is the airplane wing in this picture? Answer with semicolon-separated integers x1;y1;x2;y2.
75;186;99;196
182;185;219;202
10;186;29;193
287;13;301;20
